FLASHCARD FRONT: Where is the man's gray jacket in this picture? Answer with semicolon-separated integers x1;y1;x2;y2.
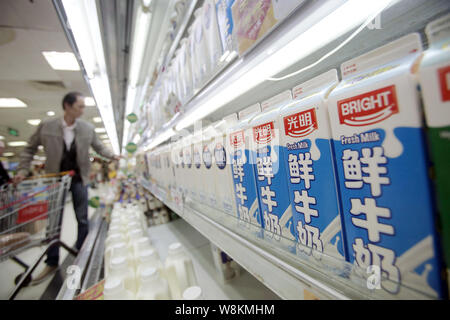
18;117;115;186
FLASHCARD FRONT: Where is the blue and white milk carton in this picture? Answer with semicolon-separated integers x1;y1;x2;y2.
279;70;346;261
201;125;218;208
213;114;239;216
249;91;297;249
327;33;445;298
191;131;204;204
182;134;194;199
229;104;263;234
215;0;238;58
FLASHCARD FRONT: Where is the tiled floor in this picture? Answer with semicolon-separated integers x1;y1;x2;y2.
0;189;97;300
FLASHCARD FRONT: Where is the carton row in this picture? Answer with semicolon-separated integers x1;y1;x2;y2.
145;15;450;299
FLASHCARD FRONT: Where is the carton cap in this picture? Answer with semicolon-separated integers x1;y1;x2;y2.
168;242;183;254
104;278;124;294
140;267;159;281
183;286;202;300
110;256;127;270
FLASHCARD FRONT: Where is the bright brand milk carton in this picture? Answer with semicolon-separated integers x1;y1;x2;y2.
328;33;445;298
419;13;450;285
213;114;239;216
229;104;263;234
279;70;346;261
249;91;296;249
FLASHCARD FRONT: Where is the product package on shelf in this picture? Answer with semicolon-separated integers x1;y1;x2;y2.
327;33;446;298
202;0;223;76
191;131;204;204
279;70;347;263
249;91;296;252
215;0;238;59
201;125;218;208
213;114;239;217
419;13;450;285
182;134;194;200
192;8;210;89
229;104;264;236
231;0;305;56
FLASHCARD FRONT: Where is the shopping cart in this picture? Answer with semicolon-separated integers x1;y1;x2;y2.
0;171;78;299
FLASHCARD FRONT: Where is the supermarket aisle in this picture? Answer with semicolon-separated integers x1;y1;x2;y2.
0;191;96;300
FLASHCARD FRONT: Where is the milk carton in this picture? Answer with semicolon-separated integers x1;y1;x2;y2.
328;33;445;298
201;125;218;208
173;138;185;198
419;13;450;282
213;114;239;216
279;70;346;261
249;91;296;249
229;104;263;234
191;131;204;204
182;134;194;199
193;8;210;88
215;0;238;57
202;0;223;74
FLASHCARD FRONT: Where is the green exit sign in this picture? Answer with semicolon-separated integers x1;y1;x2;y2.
8;127;19;137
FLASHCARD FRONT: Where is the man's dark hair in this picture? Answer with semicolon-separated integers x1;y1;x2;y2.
62;91;83;110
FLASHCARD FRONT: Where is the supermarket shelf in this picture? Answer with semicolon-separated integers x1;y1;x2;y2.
139;178;349;300
139;178;439;300
147;218;280;299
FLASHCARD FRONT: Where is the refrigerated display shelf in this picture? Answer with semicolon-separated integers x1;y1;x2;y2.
147;218;280;299
139;177;438;300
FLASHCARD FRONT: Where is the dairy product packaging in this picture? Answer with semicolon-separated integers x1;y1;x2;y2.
229;104;263;235
279;70;346;261
202;0;223;74
231;0;304;56
419;13;450;279
182;134;194;198
213;114;239;216
249;91;296;250
136;267;171;300
191;131;204;204
328;33;445;298
215;0;238;58
192;8;210;88
180;38;193;100
103;278;134;300
165;243;198;300
201;125;218;208
210;242;241;283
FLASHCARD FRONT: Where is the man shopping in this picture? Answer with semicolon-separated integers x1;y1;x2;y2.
15;92;120;284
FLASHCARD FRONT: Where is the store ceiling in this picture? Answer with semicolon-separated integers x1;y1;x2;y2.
0;0;104;162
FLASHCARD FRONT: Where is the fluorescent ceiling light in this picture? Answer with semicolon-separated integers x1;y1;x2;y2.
100;134;109;139
0;98;27;108
93;117;102;123
175;0;393;131
42;51;80;71
85;97;96;106
95;128;106;133
8;141;28;147
3;152;14;157
47;111;55;116
27;119;41;126
61;0;119;154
